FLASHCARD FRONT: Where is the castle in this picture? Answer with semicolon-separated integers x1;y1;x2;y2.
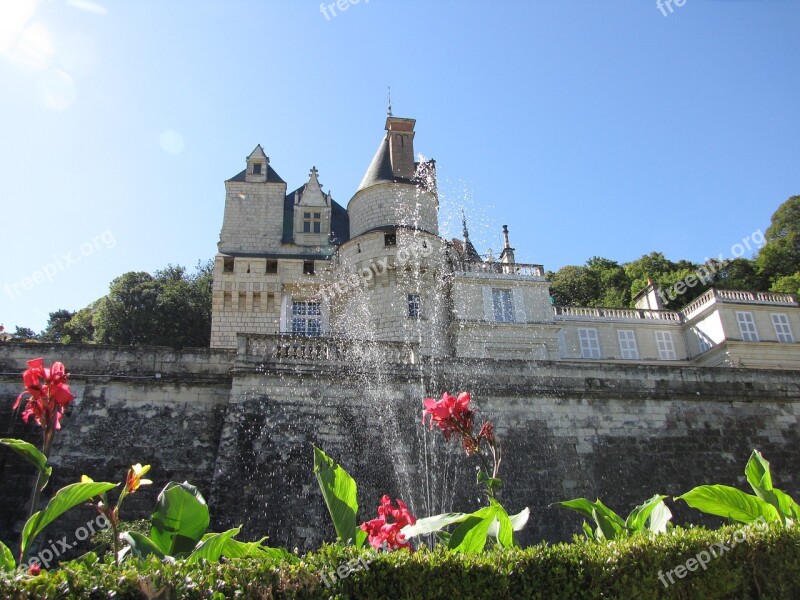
210;114;800;370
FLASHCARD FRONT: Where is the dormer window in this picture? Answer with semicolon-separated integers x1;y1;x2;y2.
252;163;262;175
303;212;322;233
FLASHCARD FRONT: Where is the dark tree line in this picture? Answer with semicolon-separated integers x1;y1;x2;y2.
547;195;799;310
19;261;213;349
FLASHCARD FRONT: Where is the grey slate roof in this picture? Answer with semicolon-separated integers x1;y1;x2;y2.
227;165;285;184
357;135;417;191
281;185;350;246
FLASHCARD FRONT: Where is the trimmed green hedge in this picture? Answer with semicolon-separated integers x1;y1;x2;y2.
2;524;799;599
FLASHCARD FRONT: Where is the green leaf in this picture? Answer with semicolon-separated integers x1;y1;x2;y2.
648;501;673;534
550;498;597;520
493;504;516;548
21;481;116;559
625;494;667;532
0;439;52;492
745;449;773;495
150;481;210;557
123;532;167;560
677;485;781;524
219;537;296;561
592;500;626;540
581;521;596;541
0;541;15;571
448;506;497;554
401;512;470;539
313;447;361;546
185;527;240;564
772;488;800;523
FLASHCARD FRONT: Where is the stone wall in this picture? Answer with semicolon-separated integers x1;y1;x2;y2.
1;341;799;558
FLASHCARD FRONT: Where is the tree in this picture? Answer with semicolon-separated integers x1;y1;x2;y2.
770;273;800;297
93;272;160;345
548;265;602;307
39;310;76;343
12;327;37;341
62;305;97;344
756;195;800;283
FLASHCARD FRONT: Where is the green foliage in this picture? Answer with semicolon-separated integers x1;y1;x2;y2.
770;272;800;296
0;438;52;492
2;526;800;599
87;260;212;348
21;481;117;560
551;494;672;541
677;449;800;526
0;541;14;572
312;447;366;547
149;481;211;557
12;326;36;341
756;195;800;281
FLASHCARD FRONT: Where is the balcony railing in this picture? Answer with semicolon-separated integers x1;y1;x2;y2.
682;288;798;320
238;334;417;365
554;306;682;322
454;261;545;278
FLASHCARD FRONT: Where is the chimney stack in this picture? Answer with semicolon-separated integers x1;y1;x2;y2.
385;117;416;179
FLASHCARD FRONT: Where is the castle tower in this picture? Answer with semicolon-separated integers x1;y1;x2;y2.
327;116;449;356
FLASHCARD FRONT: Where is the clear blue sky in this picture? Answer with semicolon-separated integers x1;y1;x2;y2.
1;0;798;332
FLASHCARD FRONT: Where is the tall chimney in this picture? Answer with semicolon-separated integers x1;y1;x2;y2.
385;117;416;179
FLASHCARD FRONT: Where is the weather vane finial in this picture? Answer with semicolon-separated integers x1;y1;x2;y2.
387;86;393;117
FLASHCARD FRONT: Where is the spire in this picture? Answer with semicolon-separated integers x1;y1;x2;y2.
387;86;393;117
459;209;481;262
502;224;511;249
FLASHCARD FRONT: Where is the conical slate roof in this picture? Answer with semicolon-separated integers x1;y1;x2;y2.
357;136;396;191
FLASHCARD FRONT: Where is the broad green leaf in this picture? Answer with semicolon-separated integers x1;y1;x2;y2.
150;481;210;557
492;503;516;548
677;485;781;524
581;521;596;541
0;541;15;571
550;498;597;520
745;450;773;495
401;512;470;539
0;439;52;492
313;447;361;546
592;502;625;541
648;501;673;534
626;495;667;532
21;481;116;559
772;488;800;523
220;537;296;561
448;508;497;554
123;532;166;560
185;527;240;564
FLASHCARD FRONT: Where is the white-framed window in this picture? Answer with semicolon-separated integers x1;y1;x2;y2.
617;330;638;359
291;301;321;336
736;311;759;342
655;331;676;360
492;289;514;323
696;331;712;353
303;212;322;233
578;328;601;359
771;313;794;343
408;294;421;318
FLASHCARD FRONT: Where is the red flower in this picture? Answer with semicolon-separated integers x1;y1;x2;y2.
13;358;75;434
422;392;474;442
29;562;41;575
359;495;416;551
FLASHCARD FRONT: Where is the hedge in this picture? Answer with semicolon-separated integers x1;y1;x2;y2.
2;524;799;599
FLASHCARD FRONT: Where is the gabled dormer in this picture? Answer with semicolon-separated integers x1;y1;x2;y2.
292;167;332;247
246;145;269;183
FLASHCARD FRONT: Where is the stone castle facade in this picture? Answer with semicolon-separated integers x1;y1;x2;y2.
211;115;800;370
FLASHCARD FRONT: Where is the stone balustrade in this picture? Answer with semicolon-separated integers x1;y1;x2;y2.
682;288;798;320
454;261;545;278
554;306;682;322
238;334;417;364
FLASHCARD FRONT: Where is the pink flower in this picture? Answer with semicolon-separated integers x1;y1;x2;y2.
359;495;416;551
13;358;75;433
422;391;474;442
